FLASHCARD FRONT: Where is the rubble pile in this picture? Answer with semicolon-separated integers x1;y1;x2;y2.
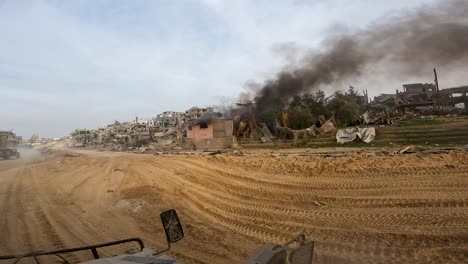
366;82;468;124
66;79;467;151
70;121;186;152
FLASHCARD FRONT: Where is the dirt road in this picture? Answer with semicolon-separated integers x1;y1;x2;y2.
1;149;468;263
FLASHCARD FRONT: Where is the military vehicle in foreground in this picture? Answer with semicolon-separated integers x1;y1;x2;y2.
0;209;314;264
0;131;20;159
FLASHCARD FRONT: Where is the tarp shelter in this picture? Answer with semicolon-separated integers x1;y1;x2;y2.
336;127;376;144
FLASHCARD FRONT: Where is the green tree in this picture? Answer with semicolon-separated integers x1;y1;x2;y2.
288;105;314;129
285;90;333;129
326;94;359;126
256;106;283;125
289;95;304;109
302;91;328;117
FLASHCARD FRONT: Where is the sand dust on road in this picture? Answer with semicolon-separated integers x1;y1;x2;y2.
1;149;468;263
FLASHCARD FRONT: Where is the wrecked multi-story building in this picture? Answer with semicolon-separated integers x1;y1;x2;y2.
184;106;214;122
133;117;152;125
439;85;468;108
397;83;437;103
372;82;468;115
373;94;400;104
153;111;183;129
396;83;467;108
372;83;437;106
151;107;215;130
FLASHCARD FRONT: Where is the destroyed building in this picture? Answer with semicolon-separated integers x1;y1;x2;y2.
153;107;215;129
136;118;151;125
373;82;468;113
68;107;222;151
438;86;468;108
350;88;369;112
153;111;183;129
372;83;436;106
402;83;436;94
186;113;233;150
70;129;94;147
373;94;398;104
67;78;467;151
398;83;436;104
184;106;214;122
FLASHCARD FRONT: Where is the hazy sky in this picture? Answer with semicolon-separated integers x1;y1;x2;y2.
0;0;437;138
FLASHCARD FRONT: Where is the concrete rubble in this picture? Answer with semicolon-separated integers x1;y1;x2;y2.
367;82;468;125
66;79;468;152
69;107;219;152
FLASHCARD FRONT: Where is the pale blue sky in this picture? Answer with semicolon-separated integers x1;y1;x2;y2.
0;0;437;138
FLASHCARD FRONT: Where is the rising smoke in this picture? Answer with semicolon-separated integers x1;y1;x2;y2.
252;0;468;114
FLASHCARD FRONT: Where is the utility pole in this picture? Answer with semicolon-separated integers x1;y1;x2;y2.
434;68;440;110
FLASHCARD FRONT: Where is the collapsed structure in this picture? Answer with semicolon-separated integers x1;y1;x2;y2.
230;103;337;145
68;78;468;151
373;83;468;117
68;101;339;151
69;107;216;151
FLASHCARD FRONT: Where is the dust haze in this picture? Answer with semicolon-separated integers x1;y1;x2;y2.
17;147;42;160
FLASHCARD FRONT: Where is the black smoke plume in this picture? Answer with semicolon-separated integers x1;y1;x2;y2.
252;0;468;114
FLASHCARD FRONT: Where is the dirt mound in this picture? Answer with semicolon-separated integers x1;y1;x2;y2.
1;149;467;263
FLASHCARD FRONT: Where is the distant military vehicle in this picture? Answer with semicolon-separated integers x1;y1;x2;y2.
0;131;20;159
0;209;314;263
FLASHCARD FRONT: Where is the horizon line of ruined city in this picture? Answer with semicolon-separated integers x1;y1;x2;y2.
28;80;467;151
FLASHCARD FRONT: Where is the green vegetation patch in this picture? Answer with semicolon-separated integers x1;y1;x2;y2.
396;119;447;126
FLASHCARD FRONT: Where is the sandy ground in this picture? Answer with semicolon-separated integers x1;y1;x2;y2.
1;148;468;263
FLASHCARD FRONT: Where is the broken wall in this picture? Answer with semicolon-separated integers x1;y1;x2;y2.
187;124;213;140
190;119;233;150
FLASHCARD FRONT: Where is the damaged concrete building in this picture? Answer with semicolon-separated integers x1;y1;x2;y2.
186;114;233;150
399;83;436;103
373;82;468;114
184;106;214;122
154;111;183;129
69;106;229;151
439;86;468;109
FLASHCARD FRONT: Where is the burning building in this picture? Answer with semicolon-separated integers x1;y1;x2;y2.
186;114;233;150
